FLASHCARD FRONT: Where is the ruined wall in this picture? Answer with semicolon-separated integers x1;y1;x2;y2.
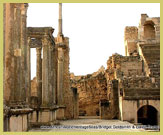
71;67;107;116
106;54;143;79
138;14;160;41
124;27;138;56
105;53;145;119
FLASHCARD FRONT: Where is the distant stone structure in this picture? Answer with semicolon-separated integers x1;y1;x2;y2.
3;3;160;132
71;66;107;117
71;14;160;125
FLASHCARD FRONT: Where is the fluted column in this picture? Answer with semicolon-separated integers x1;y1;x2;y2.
36;47;42;106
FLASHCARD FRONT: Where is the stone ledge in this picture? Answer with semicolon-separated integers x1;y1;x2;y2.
39;105;59;111
9;108;33;116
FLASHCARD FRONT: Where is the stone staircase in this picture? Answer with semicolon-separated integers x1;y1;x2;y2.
139;44;160;87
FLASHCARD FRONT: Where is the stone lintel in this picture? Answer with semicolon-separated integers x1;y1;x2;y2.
27;27;55;46
27;27;54;35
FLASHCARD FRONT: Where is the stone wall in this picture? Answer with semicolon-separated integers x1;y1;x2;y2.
138;14;160;41
124;27;138;56
106;54;143;79
71;67;107;116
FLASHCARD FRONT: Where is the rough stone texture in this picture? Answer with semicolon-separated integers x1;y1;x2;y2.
124;27;138;56
71;67;107;116
105;54;143;81
4;3;30;107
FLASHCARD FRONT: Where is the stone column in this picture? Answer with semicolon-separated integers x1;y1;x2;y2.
27;37;31;104
58;3;62;36
4;3;14;105
48;45;54;105
20;3;28;104
13;4;22;104
36;47;42;106
57;47;64;105
4;4;24;106
41;35;50;107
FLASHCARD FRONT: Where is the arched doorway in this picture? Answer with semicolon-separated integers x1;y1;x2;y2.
144;21;155;39
137;105;158;125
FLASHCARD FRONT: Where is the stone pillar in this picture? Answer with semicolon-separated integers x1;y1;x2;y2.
20;3;28;104
36;47;42;106
4;3;26;106
3;4;33;132
13;4;22;104
41;35;50;107
48;45;55;105
58;3;62;36
27;37;31;104
57;47;64;105
4;3;14;105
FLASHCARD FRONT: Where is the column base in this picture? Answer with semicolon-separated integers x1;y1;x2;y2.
29;106;59;127
56;105;66;120
4;108;33;132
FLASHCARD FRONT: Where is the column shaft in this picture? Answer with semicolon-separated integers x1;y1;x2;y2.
42;36;49;107
36;47;42;106
57;47;64;105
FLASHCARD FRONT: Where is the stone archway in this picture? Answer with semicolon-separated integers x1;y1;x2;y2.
144;21;155;39
137;105;158;125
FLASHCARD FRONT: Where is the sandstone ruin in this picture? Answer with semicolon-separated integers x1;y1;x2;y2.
3;3;160;132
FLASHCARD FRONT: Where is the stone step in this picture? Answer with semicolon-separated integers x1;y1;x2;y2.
143;54;160;58
124;95;160;100
125;90;160;95
143;53;160;58
141;49;160;54
145;59;160;64
124;88;159;93
141;45;160;50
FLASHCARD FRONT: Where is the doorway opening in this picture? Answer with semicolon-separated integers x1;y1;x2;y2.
137;105;158;125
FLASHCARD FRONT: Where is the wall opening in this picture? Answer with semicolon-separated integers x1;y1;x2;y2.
30;48;37;98
137;105;158;125
144;21;155;39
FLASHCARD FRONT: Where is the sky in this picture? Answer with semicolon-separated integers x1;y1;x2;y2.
27;3;160;79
